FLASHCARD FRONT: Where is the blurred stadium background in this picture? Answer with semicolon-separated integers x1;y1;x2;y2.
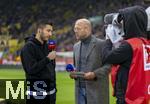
0;0;149;104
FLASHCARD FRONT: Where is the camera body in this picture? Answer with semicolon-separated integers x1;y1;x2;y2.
104;13;124;46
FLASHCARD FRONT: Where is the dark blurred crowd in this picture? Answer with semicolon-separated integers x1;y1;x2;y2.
0;0;148;51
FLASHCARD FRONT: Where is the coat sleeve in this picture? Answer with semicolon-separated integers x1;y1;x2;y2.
93;64;111;79
93;39;111;79
101;39;113;64
103;41;132;64
20;43;50;75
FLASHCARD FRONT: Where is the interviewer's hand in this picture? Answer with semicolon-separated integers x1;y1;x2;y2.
47;51;56;60
69;71;77;79
84;72;96;80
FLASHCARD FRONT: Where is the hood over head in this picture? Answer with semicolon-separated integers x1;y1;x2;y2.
24;34;44;46
118;5;147;39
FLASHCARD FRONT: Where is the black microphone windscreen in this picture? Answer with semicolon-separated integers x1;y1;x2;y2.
104;13;117;24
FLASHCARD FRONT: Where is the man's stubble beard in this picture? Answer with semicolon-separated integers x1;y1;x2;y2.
40;31;46;42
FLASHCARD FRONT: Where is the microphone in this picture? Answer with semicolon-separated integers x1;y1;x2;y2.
66;64;84;78
104;13;118;24
47;40;56;63
104;13;115;24
48;40;56;51
66;64;75;72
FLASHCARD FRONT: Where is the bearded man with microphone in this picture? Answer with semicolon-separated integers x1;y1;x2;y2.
70;18;110;104
20;19;56;104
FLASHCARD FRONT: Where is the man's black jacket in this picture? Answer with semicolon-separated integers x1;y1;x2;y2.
20;35;56;88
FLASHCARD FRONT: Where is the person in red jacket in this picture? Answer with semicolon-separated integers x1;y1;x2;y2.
102;6;150;104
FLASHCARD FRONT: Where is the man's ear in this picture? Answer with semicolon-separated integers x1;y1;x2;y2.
37;28;41;34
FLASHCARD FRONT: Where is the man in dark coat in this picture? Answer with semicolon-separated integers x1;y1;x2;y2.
70;18;110;104
102;6;148;104
21;19;56;104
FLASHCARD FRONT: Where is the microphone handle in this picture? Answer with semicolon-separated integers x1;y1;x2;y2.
71;72;85;78
49;49;55;64
51;48;55;51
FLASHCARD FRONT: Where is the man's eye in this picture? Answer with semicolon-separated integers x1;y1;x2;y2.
47;30;51;32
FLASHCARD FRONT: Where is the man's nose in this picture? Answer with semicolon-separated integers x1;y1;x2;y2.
74;30;78;34
74;28;78;32
49;32;52;36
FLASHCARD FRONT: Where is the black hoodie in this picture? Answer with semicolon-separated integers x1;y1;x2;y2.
119;5;147;39
20;34;56;88
102;6;147;98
